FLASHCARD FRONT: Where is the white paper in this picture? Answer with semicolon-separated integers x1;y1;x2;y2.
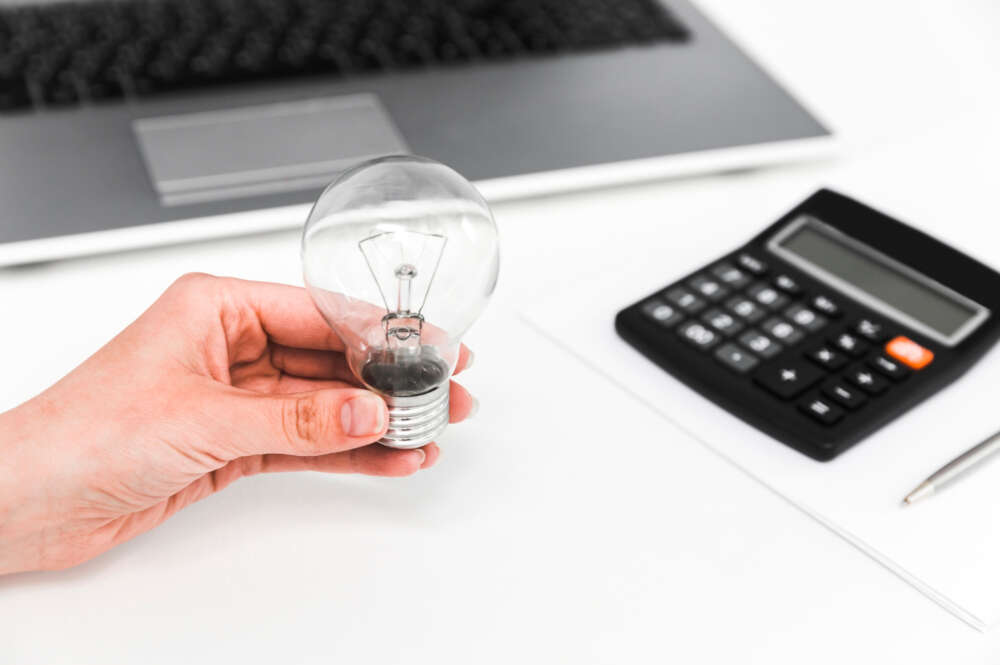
521;197;1000;631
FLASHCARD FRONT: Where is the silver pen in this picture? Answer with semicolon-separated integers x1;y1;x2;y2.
903;428;1000;505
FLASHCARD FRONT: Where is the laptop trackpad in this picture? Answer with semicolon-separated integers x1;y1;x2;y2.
133;94;410;207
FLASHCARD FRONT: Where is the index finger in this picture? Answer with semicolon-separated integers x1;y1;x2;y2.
225;279;474;368
231;279;346;352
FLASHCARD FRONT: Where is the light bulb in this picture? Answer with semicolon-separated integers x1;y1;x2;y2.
301;156;500;449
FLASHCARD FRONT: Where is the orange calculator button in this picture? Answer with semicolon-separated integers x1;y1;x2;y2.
885;336;935;370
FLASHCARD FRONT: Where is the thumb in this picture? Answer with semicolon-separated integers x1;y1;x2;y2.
201;386;389;459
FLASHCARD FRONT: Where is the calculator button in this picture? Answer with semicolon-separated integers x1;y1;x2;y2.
711;262;752;289
830;332;869;357
689;275;729;302
641;299;684;327
785;304;827;332
855;318;887;342
677;321;721;350
753;361;824;399
811;294;842;318
885;336;935;370
762;317;804;345
725;297;766;323
737;253;768;275
715;343;759;373
773;274;802;295
822;382;868;410
846;367;890;395
798;397;845;425
868;355;910;381
739;330;783;359
665;286;707;314
747;282;790;310
806;345;848;371
702;309;744;336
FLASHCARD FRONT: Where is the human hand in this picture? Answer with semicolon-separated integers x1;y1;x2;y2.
0;274;476;575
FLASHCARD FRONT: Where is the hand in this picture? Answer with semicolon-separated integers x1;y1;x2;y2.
0;274;477;575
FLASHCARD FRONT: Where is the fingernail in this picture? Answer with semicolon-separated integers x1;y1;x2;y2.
465;350;475;370
467;395;480;420
413;449;426;465
342;394;386;437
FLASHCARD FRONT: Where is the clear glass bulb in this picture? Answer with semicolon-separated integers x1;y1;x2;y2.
302;156;500;448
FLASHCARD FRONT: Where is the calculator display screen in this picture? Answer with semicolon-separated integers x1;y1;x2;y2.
769;217;987;345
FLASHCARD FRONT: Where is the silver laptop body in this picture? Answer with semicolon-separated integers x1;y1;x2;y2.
0;0;834;265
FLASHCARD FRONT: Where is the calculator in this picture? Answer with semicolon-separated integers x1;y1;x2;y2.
615;189;1000;460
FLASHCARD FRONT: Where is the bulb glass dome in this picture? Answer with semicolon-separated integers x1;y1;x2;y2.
302;155;499;447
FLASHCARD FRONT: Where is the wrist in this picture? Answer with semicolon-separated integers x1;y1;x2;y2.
0;401;45;575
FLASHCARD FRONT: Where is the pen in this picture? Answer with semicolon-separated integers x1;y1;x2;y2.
903;429;1000;505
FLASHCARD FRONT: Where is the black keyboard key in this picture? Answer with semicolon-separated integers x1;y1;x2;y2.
702;308;744;336
846;366;890;395
761;317;804;345
785;304;827;332
725;296;766;324
715;343;759;373
830;331;869;357
665;286;706;313
868;355;910;381
799;397;845;425
811;294;841;318
753;360;824;399
689;274;728;302
677;321;721;350
855;318;888;342
822;382;868;410
0;78;31;111
747;282;789;310
806;345;848;371
739;329;782;359
641;298;683;327
711;262;752;289
773;274;802;295
737;253;768;275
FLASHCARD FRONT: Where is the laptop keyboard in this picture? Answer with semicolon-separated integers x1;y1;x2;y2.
0;0;689;113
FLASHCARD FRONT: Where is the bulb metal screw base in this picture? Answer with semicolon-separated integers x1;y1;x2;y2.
379;384;450;449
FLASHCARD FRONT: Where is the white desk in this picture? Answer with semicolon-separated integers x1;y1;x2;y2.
3;1;1000;662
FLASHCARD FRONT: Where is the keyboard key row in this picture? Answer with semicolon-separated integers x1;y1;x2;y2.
757;360;892;403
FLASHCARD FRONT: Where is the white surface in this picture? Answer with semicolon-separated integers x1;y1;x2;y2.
3;0;1000;662
521;166;1000;629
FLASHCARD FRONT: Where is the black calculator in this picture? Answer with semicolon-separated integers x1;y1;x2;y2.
616;189;1000;460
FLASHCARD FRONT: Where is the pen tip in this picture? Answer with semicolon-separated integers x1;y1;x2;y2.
903;482;934;506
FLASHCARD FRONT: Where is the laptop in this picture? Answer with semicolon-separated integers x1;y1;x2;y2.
0;0;835;266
